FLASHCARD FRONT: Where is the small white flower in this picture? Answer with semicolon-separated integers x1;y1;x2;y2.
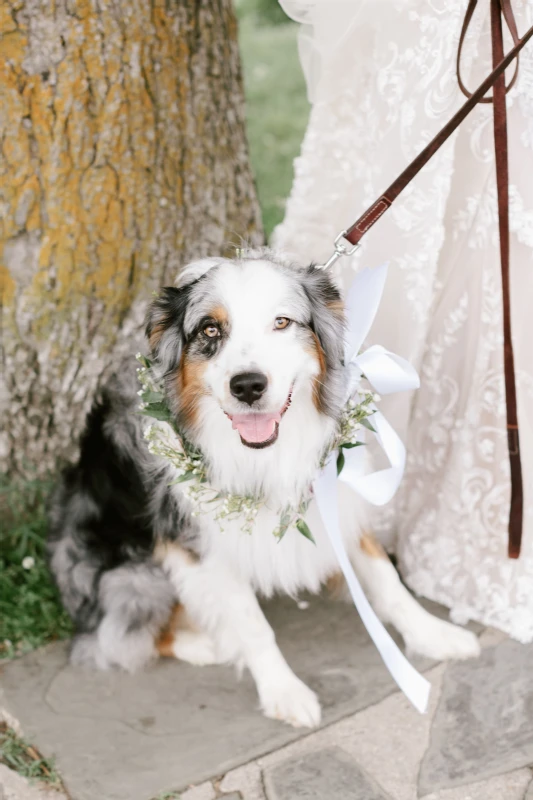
373;393;381;402
22;556;35;570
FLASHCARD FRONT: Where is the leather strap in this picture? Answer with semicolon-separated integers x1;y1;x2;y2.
457;0;520;102
490;0;523;558
342;5;532;557
344;18;533;247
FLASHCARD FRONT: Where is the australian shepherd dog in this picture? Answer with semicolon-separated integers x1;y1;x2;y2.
48;250;479;728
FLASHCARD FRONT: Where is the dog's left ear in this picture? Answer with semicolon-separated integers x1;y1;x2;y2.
300;267;346;416
145;284;194;373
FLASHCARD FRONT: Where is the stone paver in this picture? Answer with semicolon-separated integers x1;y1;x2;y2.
423;769;532;800
178;784;216;800
219;665;446;800
217;627;504;800
263;747;391;800
5;625;526;800
180;786;216;800
0;765;65;800
0;594;436;800
419;639;533;795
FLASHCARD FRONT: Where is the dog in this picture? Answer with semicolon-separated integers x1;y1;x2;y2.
48;249;480;728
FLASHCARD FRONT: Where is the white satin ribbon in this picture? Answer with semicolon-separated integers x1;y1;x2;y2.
313;457;430;715
338;411;408;506
314;263;430;713
342;263;419;506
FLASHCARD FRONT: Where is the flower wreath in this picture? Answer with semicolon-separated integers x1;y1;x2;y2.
136;353;378;542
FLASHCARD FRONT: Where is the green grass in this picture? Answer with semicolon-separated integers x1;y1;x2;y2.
237;0;291;26
0;478;73;660
0;4;307;662
0;721;66;791
237;0;309;237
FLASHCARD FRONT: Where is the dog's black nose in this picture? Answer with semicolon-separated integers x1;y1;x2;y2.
230;371;268;406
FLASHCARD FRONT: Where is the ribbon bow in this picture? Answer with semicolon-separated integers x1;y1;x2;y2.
340;263;419;505
313;264;430;714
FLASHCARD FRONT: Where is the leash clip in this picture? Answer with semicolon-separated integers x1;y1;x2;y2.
320;230;360;270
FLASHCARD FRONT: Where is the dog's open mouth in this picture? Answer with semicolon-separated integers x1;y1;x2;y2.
227;390;293;449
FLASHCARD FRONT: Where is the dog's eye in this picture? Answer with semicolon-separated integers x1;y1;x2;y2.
274;317;291;330
203;324;220;338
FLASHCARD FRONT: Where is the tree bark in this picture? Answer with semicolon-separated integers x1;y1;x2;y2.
0;0;263;478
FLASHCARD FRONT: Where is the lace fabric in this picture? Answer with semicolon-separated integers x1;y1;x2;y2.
274;0;533;641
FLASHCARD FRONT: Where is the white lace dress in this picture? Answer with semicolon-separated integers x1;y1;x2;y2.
274;0;533;641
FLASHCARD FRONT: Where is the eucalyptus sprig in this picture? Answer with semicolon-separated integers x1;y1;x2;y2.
332;391;377;474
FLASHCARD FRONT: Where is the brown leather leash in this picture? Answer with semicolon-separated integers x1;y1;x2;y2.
326;1;532;558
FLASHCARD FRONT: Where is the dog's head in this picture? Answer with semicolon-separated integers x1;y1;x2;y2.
145;251;346;456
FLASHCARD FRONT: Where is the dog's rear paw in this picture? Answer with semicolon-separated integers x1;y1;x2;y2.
259;675;321;728
172;630;222;666
405;616;480;661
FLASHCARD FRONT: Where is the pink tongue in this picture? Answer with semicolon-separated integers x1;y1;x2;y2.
231;413;280;443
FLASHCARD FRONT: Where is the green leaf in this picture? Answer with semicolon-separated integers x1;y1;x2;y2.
298;497;311;514
168;472;195;485
141;409;172;422
206;493;223;502
340;441;365;450
275;526;288;542
146;400;169;413
361;417;377;433
295;518;316;544
140;401;173;422
336;450;345;475
142;390;165;404
137;354;152;369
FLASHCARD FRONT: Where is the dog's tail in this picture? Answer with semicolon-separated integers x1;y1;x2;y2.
47;367;176;671
68;562;175;672
48;498;175;671
48;471;175;671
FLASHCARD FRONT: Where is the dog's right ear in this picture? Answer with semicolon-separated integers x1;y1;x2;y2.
145;284;193;373
146;258;225;373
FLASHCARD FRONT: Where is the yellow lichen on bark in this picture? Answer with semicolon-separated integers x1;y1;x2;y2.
0;0;263;476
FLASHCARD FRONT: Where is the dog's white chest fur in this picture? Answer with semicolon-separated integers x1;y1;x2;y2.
203;510;332;597
198;484;365;598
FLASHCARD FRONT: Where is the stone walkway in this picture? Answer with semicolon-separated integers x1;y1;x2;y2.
1;595;533;800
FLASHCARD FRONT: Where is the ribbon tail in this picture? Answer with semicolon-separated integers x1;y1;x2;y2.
313;457;430;714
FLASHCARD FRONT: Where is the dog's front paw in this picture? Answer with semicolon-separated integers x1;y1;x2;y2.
405;616;480;661
259;674;321;728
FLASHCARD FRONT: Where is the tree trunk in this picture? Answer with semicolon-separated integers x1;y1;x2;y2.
0;0;263;478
